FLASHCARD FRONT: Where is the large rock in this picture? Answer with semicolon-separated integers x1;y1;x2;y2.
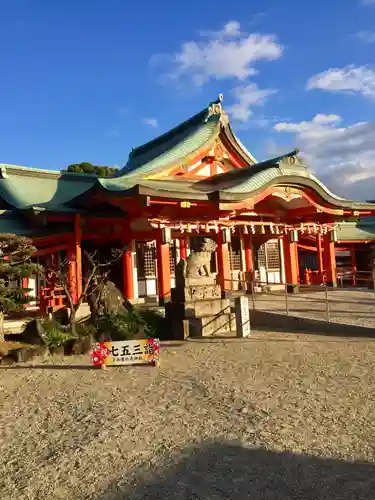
88;279;132;323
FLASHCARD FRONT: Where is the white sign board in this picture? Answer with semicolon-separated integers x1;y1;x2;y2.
91;339;160;367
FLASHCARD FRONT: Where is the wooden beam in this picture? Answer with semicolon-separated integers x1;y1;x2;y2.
34;244;69;256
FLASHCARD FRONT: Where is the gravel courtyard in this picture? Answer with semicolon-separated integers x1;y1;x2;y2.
1;331;375;500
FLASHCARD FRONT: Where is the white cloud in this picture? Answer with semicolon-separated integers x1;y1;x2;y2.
354;31;375;43
200;20;242;38
227;83;278;122
155;21;283;86
307;65;375;98
142;118;158;129
274;114;375;200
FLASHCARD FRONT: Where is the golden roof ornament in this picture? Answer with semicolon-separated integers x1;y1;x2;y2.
205;93;229;126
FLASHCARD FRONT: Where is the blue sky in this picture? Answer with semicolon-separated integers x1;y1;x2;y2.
1;0;375;198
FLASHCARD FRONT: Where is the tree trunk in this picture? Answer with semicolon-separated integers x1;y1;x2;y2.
69;308;77;337
0;311;5;342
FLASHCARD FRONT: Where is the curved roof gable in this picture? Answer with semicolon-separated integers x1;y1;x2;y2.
99;95;257;186
193;151;375;211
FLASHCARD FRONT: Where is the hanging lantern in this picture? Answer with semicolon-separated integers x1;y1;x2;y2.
221;227;231;243
275;225;280;235
205;223;209;233
330;229;338;242
243;225;249;235
289;229;299;243
186;223;192;233
161;227;171;244
251;223;255;234
308;225;312;234
270;222;274;234
284;225;288;234
261;225;266;235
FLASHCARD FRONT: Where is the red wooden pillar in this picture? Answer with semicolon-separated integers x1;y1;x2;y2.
21;277;29;292
156;231;171;305
282;235;299;286
242;233;254;273
122;242;134;301
67;247;78;304
179;237;187;260
242;231;253;292
323;234;337;286
22;277;29;307
217;229;231;291
316;234;324;274
74;215;82;300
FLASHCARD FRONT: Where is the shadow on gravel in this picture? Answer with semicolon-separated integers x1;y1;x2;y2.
0;364;96;370
96;441;375;500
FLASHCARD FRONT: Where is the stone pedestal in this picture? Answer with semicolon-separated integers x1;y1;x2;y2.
165;276;235;339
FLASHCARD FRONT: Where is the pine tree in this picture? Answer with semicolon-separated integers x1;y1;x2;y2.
0;234;40;341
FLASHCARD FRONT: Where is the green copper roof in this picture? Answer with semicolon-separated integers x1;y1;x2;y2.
1;98;375;221
336;221;375;241
0;211;35;235
0;165;96;211
99;110;221;187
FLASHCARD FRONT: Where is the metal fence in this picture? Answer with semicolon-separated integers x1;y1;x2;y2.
223;275;375;330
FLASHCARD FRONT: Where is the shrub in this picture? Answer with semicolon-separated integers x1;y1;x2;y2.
137;309;166;339
97;310;141;341
95;308;165;341
75;321;97;339
40;318;74;348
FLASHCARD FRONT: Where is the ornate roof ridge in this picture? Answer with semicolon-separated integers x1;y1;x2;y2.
123;95;224;167
193;149;301;192
0;163;97;182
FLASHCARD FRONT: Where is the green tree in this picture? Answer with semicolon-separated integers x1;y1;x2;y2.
0;234;41;340
62;163;118;176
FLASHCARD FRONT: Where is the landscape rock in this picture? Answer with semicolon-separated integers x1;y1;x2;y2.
49;345;64;356
88;279;132;323
12;318;47;346
11;347;37;363
0;355;15;365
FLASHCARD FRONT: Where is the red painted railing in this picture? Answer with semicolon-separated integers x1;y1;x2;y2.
39;286;67;314
304;269;327;285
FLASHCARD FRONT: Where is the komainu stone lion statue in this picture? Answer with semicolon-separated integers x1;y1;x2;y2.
178;237;217;278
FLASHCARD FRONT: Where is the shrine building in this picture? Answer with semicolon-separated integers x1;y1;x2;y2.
1;95;375;309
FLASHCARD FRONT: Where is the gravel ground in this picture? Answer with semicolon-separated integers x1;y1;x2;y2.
1;330;375;499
